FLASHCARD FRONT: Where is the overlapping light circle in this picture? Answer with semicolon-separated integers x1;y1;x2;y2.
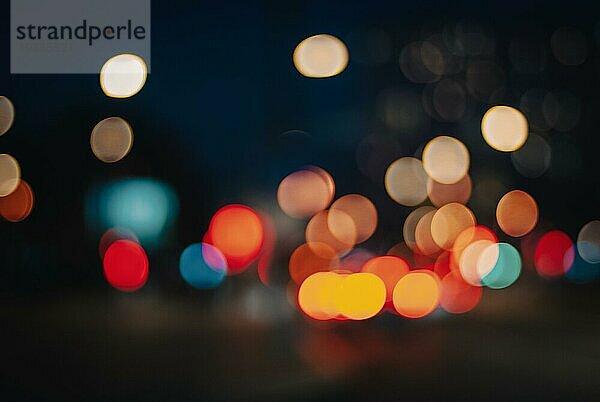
0;154;21;197
0;179;33;222
422;136;470;184
206;204;264;273
0;96;15;136
306;210;356;256
278;167;335;219
439;272;482;314
103;239;149;292
577;221;600;264
404;206;436;252
329;194;377;244
393;271;440;318
385;157;428;206
180;243;228;289
415;209;442;256
427;174;472;207
298;272;386;320
98;227;139;259
289;242;339;284
535;230;573;278
459;239;497;286
361;256;410;301
431;203;476;250
480;243;521;289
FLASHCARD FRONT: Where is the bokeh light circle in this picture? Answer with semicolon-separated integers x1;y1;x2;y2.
422;136;470;184
0;179;33;222
100;54;147;98
329;194;377;244
496;190;538;237
335;273;386;320
180;243;228;289
565;244;600;284
289;242;339;284
577;221;600;264
298;272;341;320
88;178;178;247
385;157;428;206
415;209;442;256
433;251;452;279
459;239;498;286
306;210;356;255
404;206;436;252
535;230;574;278
208;204;264;273
427;174;471;207
361;256;410;301
431;203;476;250
99;227;139;259
480;243;521;289
439;272;482;314
0;154;21;197
90;117;134;163
293;34;349;78
103;239;149;292
452;226;498;272
0;96;15;136
481;106;528;152
277;167;335;219
393;270;440;318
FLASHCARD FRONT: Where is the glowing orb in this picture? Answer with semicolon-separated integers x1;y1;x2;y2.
298;272;342;320
439;272;482;314
329;194;377;244
100;54;147;98
88;178;178;247
335;273;386;320
289;242;339;284
207;204;264;273
480;242;521;289
534;230;573;278
0;179;33;222
103;239;149;292
293;34;349;78
277;167;334;219
431;203;476;250
90;117;134;163
422;136;469;184
0;154;20;197
0;96;15;136
361;256;410;301
99;227;139;259
577;221;600;264
385;157;428;206
180;243;227;289
393;270;440;318
496;190;538;237
481;106;528;152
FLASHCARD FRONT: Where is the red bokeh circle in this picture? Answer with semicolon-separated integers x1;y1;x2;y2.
103;239;149;292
